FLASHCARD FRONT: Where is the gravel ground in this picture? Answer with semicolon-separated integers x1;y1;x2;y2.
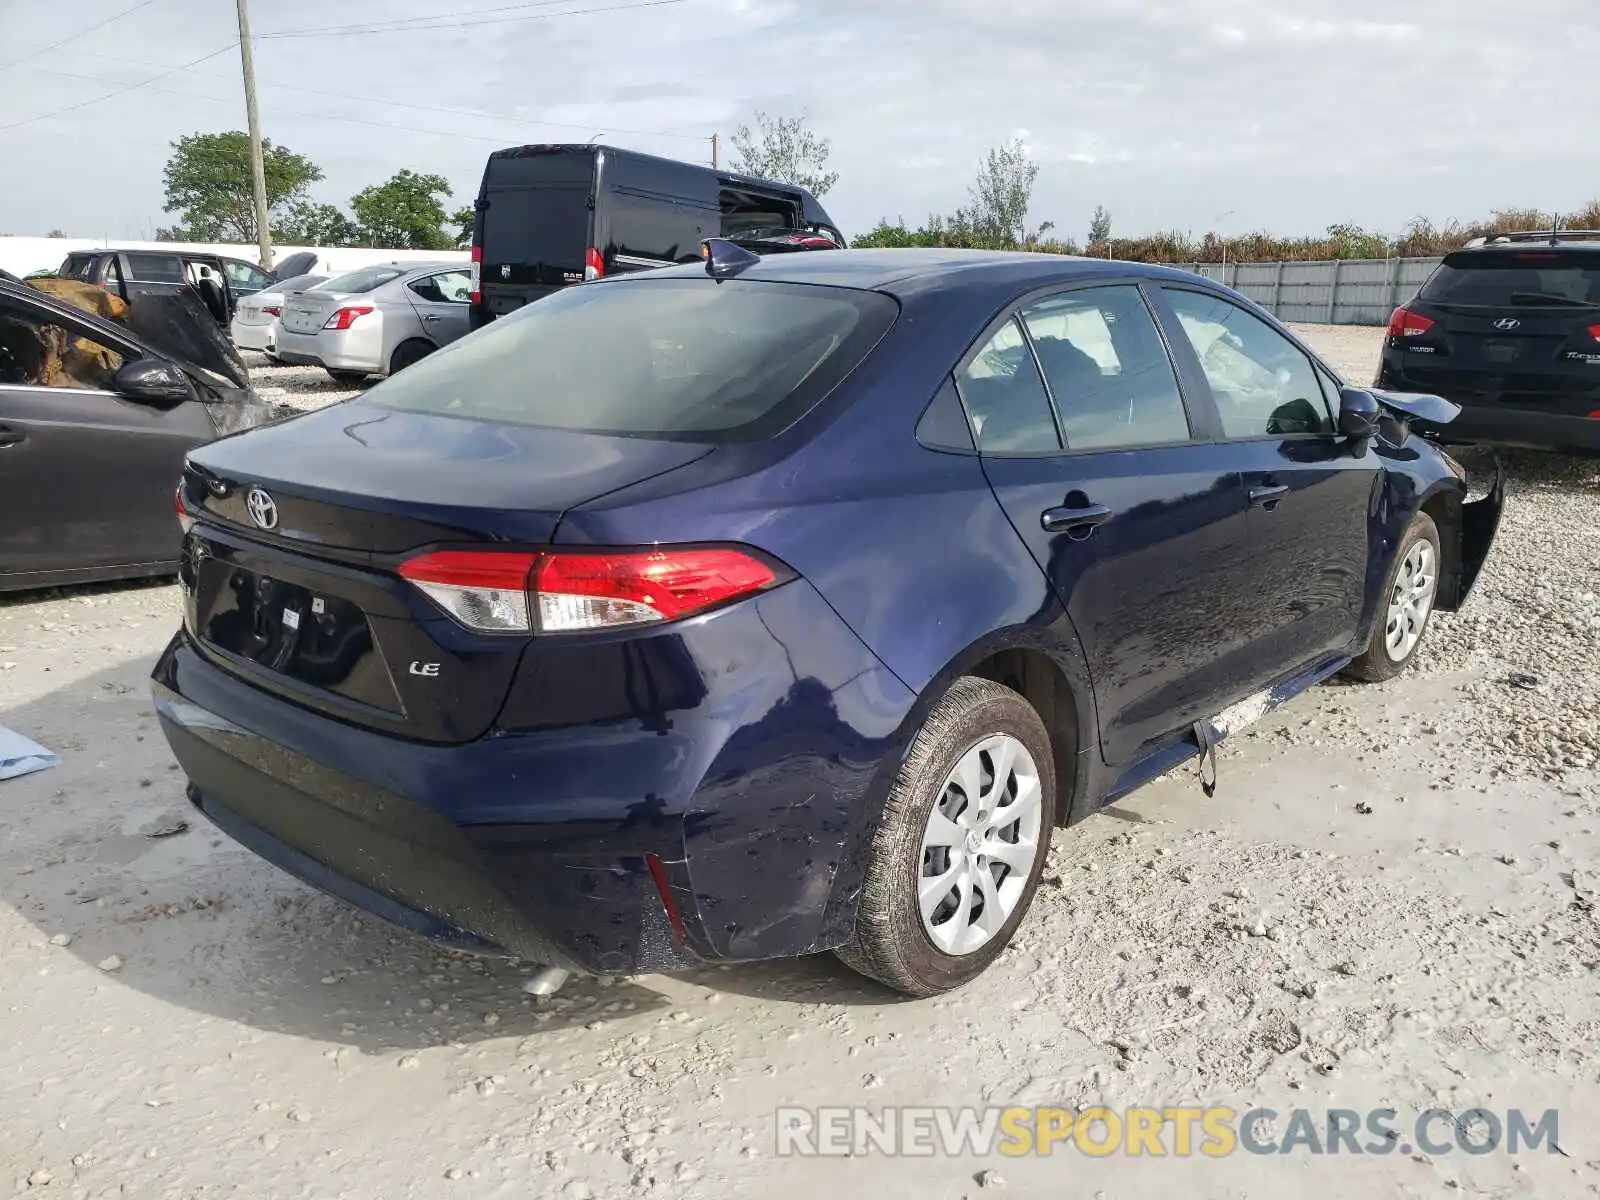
1;326;1597;1198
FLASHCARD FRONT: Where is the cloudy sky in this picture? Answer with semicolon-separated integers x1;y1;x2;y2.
1;0;1596;245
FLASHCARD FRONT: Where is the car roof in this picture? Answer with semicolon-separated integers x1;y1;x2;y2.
625;248;1207;297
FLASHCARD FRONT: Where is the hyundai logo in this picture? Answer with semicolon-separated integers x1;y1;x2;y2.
244;486;279;531
1493;317;1521;331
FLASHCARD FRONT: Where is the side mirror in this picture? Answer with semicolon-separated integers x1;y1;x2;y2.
1338;387;1381;440
114;358;193;408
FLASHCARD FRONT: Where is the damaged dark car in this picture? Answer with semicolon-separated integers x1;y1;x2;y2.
152;247;1503;998
0;275;281;592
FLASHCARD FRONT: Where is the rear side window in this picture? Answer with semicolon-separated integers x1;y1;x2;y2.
124;253;183;283
366;278;897;442
321;266;406;294
955;318;1061;453
1019;285;1190;450
1420;252;1600;308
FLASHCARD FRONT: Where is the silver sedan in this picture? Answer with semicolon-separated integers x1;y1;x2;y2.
230;272;327;357
274;262;473;383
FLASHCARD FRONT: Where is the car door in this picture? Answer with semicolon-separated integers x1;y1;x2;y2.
0;291;210;583
405;269;473;347
960;282;1258;767
1157;286;1381;682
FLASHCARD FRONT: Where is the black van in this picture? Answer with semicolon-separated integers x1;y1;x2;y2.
469;144;844;328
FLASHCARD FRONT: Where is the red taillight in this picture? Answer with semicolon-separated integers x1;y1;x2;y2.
397;546;780;634
175;486;192;535
584;246;605;282
261;305;281;317
470;243;482;305
322;305;374;331
1588;323;1600;342
1387;306;1435;338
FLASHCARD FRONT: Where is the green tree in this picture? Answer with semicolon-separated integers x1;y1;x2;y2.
350;169;455;250
729;112;840;197
275;201;363;247
449;204;475;248
960;139;1043;247
1087;205;1112;246
161;131;323;243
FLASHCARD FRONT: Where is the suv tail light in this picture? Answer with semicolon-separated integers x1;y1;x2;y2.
584;246;605;282
1387;306;1435;338
469;244;482;304
323;305;374;331
398;547;782;634
1588;323;1600;342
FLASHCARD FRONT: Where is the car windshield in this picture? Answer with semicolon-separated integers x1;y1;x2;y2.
1421;252;1600;308
320;266;407;294
364;277;898;442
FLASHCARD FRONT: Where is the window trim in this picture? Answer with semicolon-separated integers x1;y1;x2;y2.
1154;284;1343;445
950;277;1205;459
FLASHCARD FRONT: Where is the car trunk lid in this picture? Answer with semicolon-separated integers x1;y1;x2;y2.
180;403;713;742
279;289;344;335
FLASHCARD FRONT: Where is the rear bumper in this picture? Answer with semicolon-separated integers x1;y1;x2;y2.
275;327;382;374
1427;405;1600;452
151;580;915;973
231;320;275;353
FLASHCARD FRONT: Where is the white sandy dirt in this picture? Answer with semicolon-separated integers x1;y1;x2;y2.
2;325;1598;1198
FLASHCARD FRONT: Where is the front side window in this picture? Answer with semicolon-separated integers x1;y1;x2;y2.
1018;285;1190;450
224;261;270;291
955;318;1061;453
1165;290;1332;438
0;299;124;390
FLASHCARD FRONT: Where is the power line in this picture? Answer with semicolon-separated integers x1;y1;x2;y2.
0;0;159;71
259;0;689;39
31;56;713;143
0;43;238;134
258;0;582;40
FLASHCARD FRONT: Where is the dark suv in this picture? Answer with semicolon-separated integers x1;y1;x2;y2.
59;249;272;327
1376;231;1600;452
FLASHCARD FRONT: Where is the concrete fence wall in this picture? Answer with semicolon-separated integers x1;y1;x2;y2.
0;236;466;280
1168;257;1444;325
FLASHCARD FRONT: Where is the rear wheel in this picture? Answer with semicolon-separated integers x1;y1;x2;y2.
838;676;1057;997
1345;511;1441;682
388;338;435;376
325;368;368;385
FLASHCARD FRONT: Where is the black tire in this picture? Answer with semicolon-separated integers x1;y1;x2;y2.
325;368;368;385
1344;511;1442;682
837;676;1058;997
388;339;434;376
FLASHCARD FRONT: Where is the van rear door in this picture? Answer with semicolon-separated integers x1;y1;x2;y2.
477;147;595;320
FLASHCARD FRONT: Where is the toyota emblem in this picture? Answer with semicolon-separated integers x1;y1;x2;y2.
244;487;279;531
1493;317;1521;331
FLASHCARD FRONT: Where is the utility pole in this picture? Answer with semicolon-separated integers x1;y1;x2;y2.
710;133;719;170
235;0;273;270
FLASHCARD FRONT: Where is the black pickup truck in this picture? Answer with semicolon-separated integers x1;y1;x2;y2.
57;249;272;327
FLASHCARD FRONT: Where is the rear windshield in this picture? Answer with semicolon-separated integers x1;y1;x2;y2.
482;152;595;268
365;278;898;442
1421;251;1600;308
321;266;406;294
274;274;327;292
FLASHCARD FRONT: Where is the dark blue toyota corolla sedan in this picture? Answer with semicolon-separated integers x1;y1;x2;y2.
154;246;1503;996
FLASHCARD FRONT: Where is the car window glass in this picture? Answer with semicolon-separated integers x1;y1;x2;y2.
124;253;184;284
409;271;472;304
0;299;124;390
956;318;1061;453
1317;369;1342;420
224;261;269;290
322;266;407;294
1019;285;1190;450
1165;290;1332;438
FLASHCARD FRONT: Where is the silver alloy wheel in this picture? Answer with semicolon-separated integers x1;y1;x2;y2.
1384;538;1438;662
919;733;1044;955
